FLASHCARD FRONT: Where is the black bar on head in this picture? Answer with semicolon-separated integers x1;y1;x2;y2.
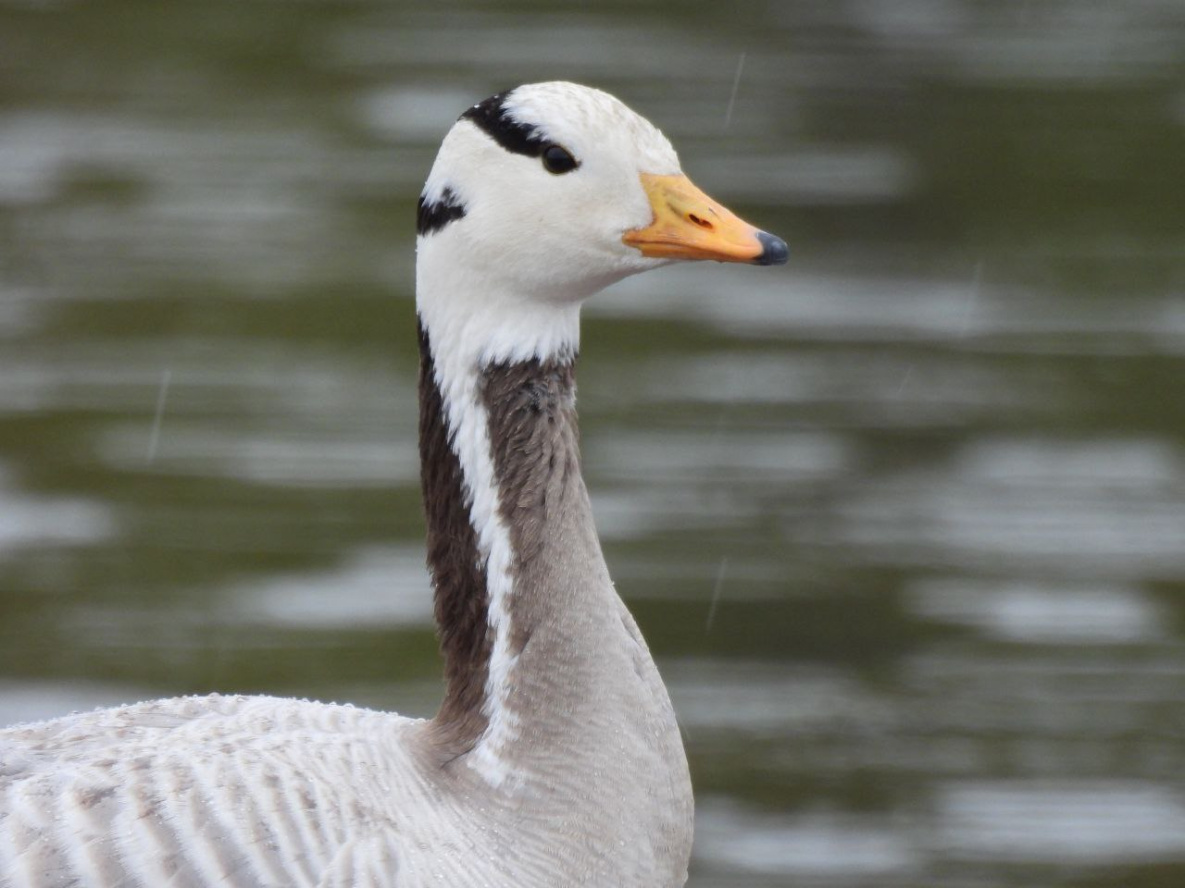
417;186;467;237
461;90;548;158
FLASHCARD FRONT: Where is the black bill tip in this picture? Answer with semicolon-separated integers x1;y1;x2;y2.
754;230;789;266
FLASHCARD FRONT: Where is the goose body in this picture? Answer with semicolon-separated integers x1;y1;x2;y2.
0;82;786;887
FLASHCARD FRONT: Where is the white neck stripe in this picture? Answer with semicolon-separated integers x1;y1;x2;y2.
419;315;526;790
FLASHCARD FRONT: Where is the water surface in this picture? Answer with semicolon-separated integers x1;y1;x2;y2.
2;1;1184;885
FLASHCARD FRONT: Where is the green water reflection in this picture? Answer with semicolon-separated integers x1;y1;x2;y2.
2;1;1184;885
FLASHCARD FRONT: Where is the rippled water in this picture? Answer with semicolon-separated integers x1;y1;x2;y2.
2;1;1184;885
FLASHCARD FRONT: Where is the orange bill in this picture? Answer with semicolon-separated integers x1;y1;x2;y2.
623;173;788;266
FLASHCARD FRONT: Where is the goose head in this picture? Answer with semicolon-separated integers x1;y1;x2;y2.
416;81;787;364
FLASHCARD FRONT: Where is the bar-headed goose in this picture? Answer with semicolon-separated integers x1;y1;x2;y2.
0;82;787;887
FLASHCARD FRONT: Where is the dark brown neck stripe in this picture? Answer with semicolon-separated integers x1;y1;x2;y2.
480;352;579;657
419;317;581;755
418;320;491;752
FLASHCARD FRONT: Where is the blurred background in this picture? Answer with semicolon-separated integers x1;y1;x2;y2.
2;1;1184;885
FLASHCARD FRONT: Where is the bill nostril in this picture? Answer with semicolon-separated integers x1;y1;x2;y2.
687;213;714;230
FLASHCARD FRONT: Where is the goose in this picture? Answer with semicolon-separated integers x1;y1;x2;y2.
0;81;787;887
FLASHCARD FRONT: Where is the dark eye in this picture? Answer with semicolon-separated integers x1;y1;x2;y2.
541;144;579;175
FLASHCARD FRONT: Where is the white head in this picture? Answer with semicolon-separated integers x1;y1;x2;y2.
416;81;786;366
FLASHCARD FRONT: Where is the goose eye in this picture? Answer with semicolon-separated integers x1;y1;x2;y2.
541;144;579;175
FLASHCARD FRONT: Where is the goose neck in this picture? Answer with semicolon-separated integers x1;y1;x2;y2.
417;316;601;784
